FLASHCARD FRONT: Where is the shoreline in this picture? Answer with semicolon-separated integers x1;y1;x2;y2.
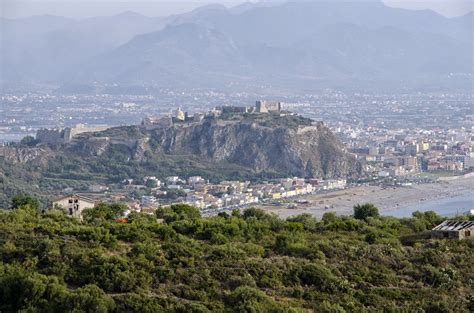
260;175;474;219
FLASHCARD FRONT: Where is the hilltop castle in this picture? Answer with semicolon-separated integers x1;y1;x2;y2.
255;100;282;113
142;100;283;130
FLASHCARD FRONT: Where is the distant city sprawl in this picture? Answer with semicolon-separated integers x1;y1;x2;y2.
0;96;472;219
1;90;472;143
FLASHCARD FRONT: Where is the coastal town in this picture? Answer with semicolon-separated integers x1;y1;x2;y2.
35;100;471;220
41;100;347;218
1;94;473;219
53;175;349;219
339;125;474;178
2;2;474;311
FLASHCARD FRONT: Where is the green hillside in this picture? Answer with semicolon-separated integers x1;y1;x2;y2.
0;200;473;312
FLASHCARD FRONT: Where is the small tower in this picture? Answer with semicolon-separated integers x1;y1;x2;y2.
174;107;185;121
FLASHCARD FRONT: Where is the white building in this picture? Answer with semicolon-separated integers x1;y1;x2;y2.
166;176;181;184
174;107;185;121
188;176;205;185
53;195;96;219
144;176;162;187
142;116;173;130
322;179;347;190
141;196;158;208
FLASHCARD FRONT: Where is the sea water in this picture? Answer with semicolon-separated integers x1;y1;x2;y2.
385;192;474;218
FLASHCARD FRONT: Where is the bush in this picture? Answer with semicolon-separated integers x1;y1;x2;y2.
156;204;201;223
298;263;339;292
227;286;280;312
0;196;471;312
11;194;40;211
82;203;127;222
20;136;39;147
354;203;380;220
67;284;116;313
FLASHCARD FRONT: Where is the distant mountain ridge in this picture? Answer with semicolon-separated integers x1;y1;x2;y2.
1;0;472;92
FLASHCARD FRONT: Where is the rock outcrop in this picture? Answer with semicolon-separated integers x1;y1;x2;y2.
145;119;361;178
1;115;364;179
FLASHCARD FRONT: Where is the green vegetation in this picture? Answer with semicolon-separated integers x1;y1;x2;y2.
0;198;473;312
240;112;314;129
0;152;286;208
20;135;40;147
11;194;41;211
217;112;314;129
418;172;464;178
353;203;380;220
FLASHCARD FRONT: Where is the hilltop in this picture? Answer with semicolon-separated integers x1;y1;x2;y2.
44;112;360;178
0;110;362;206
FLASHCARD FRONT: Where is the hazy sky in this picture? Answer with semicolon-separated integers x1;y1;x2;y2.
1;0;473;19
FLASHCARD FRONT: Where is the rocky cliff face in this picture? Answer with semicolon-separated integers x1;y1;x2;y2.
2;116;363;180
0;147;50;165
145;119;362;178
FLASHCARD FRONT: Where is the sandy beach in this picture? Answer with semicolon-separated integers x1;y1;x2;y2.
260;174;474;219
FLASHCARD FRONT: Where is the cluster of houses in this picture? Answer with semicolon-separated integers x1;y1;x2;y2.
125;176;347;211
52;176;347;218
343;127;474;178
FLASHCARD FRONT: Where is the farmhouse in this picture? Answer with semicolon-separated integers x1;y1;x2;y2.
53;194;96;219
432;220;474;240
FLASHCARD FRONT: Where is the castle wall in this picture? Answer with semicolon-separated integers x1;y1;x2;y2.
142;116;173;130
36;129;68;144
256;101;282;113
70;125;110;137
37;124;111;144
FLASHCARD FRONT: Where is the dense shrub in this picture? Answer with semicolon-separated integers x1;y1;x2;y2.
353;203;380;220
0;200;472;312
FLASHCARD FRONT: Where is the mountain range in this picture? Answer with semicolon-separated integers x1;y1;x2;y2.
1;0;472;92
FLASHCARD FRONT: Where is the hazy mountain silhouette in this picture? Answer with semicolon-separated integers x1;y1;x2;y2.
72;23;252;87
1;0;472;91
2;12;169;83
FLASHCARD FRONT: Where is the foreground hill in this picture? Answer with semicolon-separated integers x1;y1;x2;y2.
0;201;473;312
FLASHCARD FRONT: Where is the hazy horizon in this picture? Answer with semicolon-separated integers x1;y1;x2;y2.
1;0;473;19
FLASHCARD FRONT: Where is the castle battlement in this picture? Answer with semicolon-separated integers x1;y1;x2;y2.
36;124;110;144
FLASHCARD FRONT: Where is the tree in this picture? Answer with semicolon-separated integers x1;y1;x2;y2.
83;203;127;222
412;210;442;228
156;204;201;223
353;203;380;220
20;136;39;147
11;194;40;211
145;179;158;188
288;214;317;231
242;208;269;220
